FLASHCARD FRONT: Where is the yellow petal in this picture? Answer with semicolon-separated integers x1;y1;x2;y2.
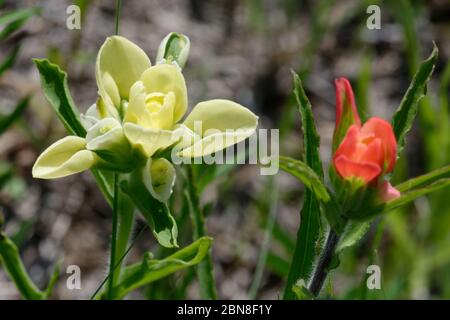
142;158;176;203
32;136;97;179
96;36;151;106
180;99;258;157
101;71;121;108
86;117;125;151
123;123;182;157
81;99;120;130
140;64;187;123
123;81;151;126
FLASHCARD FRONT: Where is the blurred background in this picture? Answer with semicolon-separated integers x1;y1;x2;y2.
0;0;449;299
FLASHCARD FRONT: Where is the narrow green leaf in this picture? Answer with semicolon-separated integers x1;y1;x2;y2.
0;232;45;299
283;71;324;299
0;96;29;134
363;178;450;220
279;155;330;202
33;58;86;137
266;251;290;278
391;44;438;152
0;18;25;40
0;8;38;26
0;44;19;76
110;237;212;299
44;260;61;299
272;222;295;254
122;170;178;248
91;169;113;204
291;71;324;178
336;221;371;253
395;164;450;193
33;59;113;203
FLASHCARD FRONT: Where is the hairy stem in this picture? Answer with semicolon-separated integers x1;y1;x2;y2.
308;228;340;297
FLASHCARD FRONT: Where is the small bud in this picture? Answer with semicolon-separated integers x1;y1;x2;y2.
156;32;190;69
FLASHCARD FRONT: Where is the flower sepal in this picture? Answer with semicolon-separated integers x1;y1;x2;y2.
332;170;400;220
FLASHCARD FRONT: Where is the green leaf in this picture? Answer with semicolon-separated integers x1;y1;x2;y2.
363;178;450;220
0;44;20;76
0;232;45;299
391;44;438;152
109;237;212;299
0;8;38;27
395;164;450;193
33;59;113;203
33;58;86;137
0;96;29;134
272;221;295;254
122;170;178;248
283;71;325;299
291;71;324;178
44;260;61;299
278;155;330;202
266;251;290;278
0;7;39;40
336;221;371;253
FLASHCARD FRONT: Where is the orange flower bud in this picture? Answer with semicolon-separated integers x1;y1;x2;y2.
332;78;361;152
333;117;397;184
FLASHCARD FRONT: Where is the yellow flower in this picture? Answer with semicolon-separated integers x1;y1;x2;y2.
33;35;258;202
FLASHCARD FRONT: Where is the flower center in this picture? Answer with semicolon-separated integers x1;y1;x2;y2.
142;91;175;130
145;93;166;114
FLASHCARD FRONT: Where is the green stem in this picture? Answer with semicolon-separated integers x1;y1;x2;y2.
114;194;134;279
114;0;122;35
0;232;45;300
104;0;125;300
308;228;340;297
186;165;217;299
107;173;120;299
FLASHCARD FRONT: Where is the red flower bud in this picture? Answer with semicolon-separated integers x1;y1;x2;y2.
333;117;397;184
332;78;361;152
